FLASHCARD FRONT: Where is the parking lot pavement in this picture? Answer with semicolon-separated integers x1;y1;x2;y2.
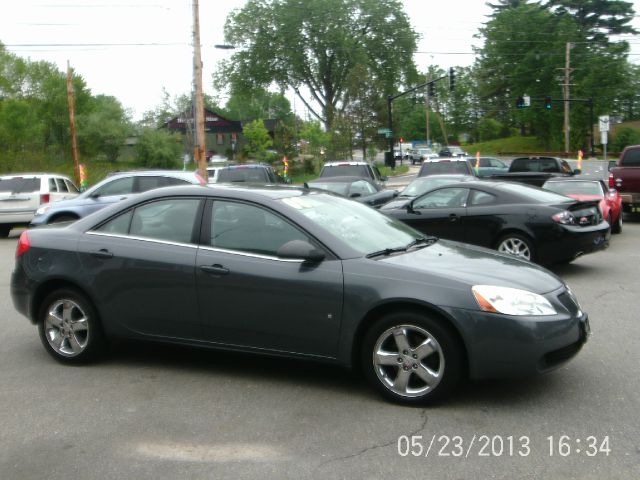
1;222;640;479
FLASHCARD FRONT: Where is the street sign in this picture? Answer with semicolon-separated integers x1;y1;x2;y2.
599;115;610;133
601;131;608;145
523;95;531;107
378;128;391;135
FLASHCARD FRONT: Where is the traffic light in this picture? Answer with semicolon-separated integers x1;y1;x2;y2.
544;97;552;109
399;137;404;143
428;82;436;97
516;96;525;108
449;67;455;91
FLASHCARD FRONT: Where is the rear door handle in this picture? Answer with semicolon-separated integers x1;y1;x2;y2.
90;249;113;259
200;264;229;275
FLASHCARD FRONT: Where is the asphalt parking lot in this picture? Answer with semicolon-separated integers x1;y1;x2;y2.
1;217;639;480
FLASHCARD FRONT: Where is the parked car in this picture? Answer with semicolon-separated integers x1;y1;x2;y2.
382;180;610;264
0;173;79;237
438;146;467;157
11;184;589;405
381;174;475;210
418;158;474;177
543;178;623;234
208;163;285;184
29;170;205;227
488;156;580;187
318;161;387;187
409;148;439;165
469;156;510;176
307;176;397;208
608;144;640;213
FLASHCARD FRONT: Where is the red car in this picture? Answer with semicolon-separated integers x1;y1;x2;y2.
543;178;623;234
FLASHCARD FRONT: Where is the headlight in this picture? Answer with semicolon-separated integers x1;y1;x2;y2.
35;205;51;216
472;285;557;316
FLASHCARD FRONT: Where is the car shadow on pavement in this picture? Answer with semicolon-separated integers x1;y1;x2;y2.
103;339;370;399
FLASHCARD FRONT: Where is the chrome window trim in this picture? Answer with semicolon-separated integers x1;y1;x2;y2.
86;231;198;249
199;245;305;263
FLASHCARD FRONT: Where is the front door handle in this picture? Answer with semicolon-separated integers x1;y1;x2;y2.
449;214;459;222
90;249;113;259
200;264;230;275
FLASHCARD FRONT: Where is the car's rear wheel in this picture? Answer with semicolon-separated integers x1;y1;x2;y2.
38;288;105;364
496;234;535;262
361;311;463;405
0;225;10;238
611;212;622;234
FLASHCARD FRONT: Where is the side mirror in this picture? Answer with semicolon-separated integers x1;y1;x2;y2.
608;160;617;171
407;202;421;215
89;191;101;199
573;168;582;175
277;240;325;263
392;190;399;198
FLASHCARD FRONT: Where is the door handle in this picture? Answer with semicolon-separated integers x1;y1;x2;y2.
200;264;229;275
449;214;459;222
90;249;113;259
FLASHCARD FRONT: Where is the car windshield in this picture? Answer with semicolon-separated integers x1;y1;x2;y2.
309;182;350;196
544;181;603;197
0;177;40;193
401;177;463;197
497;182;575;203
320;165;369;177
280;193;420;255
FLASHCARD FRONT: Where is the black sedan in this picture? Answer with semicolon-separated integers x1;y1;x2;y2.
12;185;589;405
382;180;610;264
307;176;397;208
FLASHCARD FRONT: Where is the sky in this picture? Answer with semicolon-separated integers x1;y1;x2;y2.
2;0;640;121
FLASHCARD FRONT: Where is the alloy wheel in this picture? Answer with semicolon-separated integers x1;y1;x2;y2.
497;237;531;260
43;299;90;357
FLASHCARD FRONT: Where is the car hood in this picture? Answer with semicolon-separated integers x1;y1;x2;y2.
379;239;563;294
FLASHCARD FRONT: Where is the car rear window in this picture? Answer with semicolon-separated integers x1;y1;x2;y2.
497;183;573;203
419;161;471;176
217;167;269;183
320;165;370;178
621;148;640;167
0;177;40;193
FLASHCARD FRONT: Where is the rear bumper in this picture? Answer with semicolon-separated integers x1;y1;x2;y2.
537;223;610;264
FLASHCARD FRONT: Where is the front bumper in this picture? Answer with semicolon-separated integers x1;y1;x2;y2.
444;287;589;380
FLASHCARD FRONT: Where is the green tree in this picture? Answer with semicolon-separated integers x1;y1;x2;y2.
218;0;418;131
242;119;272;159
77;95;130;162
611;127;640;152
135;128;181;168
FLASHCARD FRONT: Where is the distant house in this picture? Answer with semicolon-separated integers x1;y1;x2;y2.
164;108;276;160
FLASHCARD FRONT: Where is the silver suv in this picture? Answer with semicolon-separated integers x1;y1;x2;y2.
29;170;205;227
0;173;79;237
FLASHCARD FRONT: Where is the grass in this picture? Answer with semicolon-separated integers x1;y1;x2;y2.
463;137;546;155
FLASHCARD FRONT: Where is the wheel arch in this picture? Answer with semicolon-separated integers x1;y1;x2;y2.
30;278;99;325
350;300;469;377
48;211;81;223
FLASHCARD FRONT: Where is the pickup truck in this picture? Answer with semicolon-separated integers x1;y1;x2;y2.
484;156;580;187
609;145;640;213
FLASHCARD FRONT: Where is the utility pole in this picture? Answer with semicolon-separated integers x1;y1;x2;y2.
66;61;80;185
192;0;207;180
560;42;574;154
425;77;431;146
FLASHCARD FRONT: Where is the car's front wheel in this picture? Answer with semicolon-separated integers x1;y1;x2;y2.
612;212;623;234
38;288;106;364
361;311;463;405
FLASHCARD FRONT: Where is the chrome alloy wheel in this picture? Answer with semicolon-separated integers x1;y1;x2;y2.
44;299;90;357
497;237;531;260
372;325;444;398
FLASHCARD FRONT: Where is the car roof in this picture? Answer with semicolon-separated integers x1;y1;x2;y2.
322;161;372;166
106;170;200;178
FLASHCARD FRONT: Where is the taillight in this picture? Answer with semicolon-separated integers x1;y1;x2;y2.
608;173;614;188
40;193;50;204
16;231;30;258
552;210;576;225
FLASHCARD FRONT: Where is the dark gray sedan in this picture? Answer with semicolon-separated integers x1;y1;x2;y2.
11;185;589;405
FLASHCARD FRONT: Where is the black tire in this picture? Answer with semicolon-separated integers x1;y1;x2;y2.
0;225;11;238
37;288;106;364
611;212;622;234
495;233;536;262
361;311;463;405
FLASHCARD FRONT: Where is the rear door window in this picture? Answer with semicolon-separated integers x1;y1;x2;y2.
48;178;58;192
64;179;80;193
55;178;69;192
